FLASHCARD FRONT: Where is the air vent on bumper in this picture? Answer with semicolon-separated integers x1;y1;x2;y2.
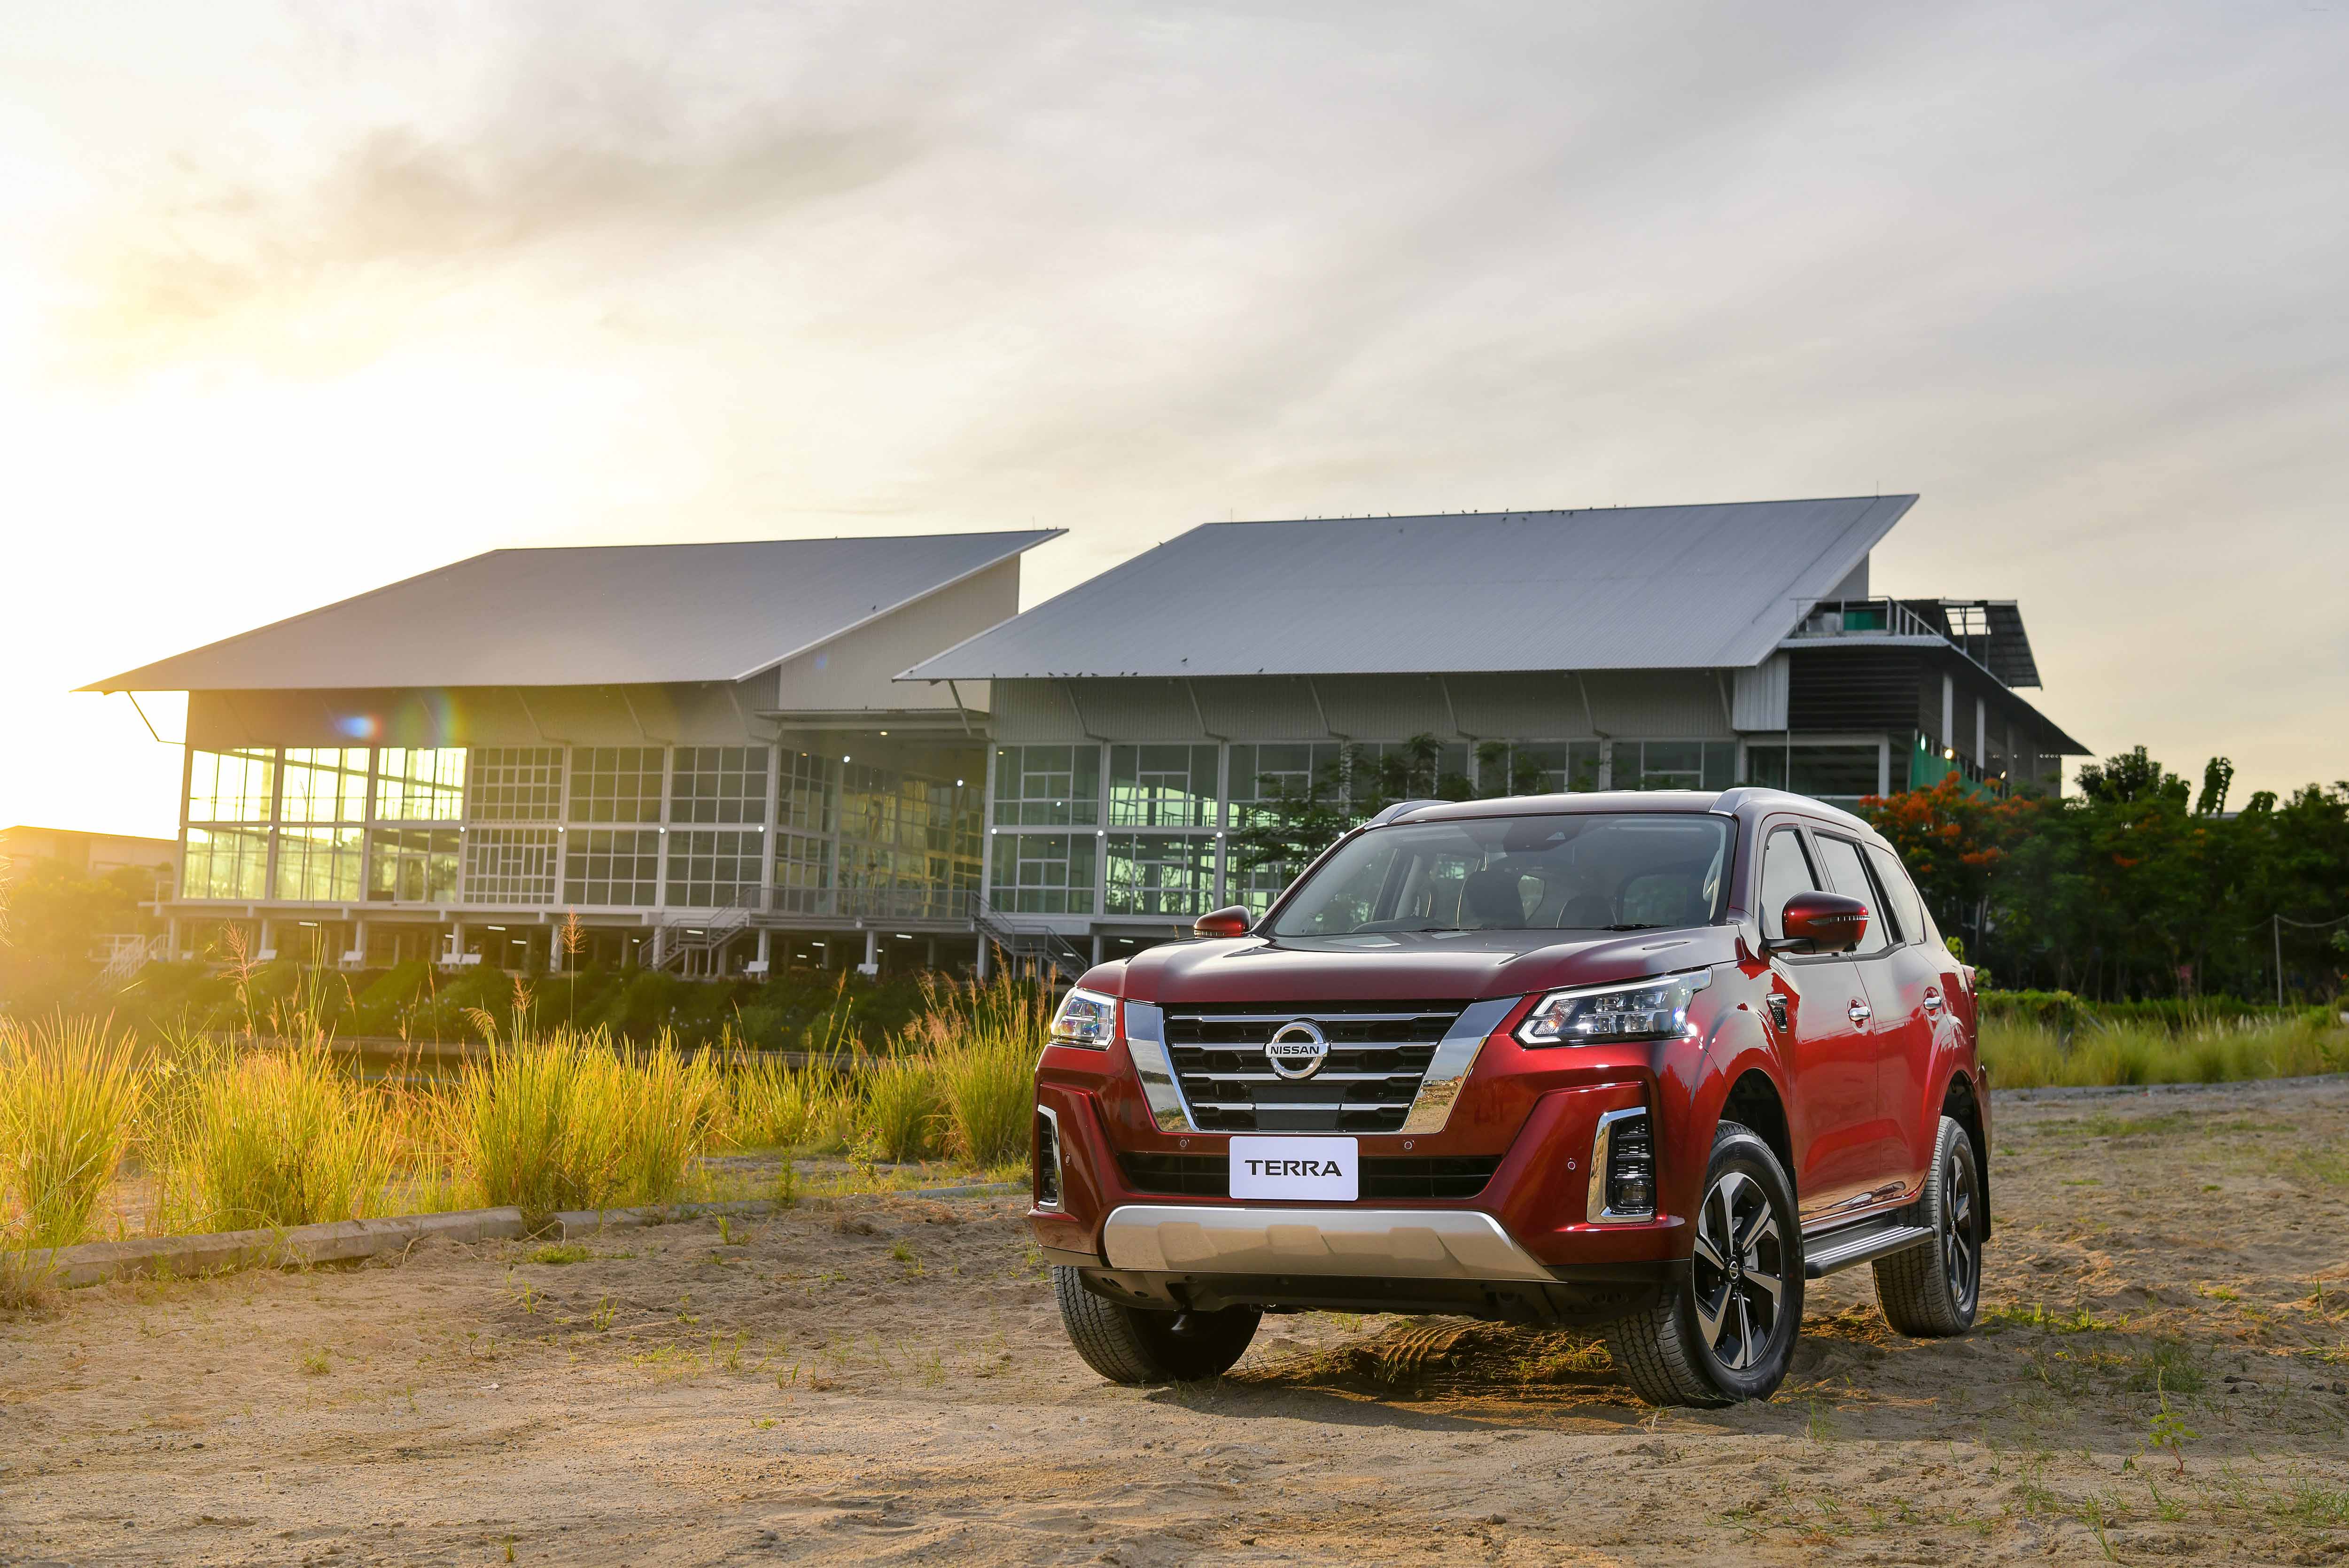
1589;1108;1655;1223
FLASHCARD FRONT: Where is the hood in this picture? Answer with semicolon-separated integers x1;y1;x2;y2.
1114;925;1746;1005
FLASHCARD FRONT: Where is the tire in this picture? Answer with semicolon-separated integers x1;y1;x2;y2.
1873;1115;1983;1337
1052;1266;1261;1384
1604;1122;1804;1407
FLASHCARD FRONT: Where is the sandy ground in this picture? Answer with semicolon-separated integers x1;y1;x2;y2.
4;1079;2348;1567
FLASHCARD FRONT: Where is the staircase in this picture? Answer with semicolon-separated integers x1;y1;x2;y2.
91;933;166;987
974;898;1092;989
654;895;760;978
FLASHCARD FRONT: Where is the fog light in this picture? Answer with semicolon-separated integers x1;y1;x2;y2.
1035;1108;1064;1209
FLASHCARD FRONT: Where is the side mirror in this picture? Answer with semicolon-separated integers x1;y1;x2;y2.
1770;891;1869;955
1192;905;1253;939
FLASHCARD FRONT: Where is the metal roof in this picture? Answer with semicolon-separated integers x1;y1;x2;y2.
84;530;1063;692
901;497;1916;681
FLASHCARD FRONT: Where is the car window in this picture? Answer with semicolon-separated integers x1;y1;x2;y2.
1267;812;1733;937
1812;835;1893;956
1756;827;1819;942
1865;843;1927;949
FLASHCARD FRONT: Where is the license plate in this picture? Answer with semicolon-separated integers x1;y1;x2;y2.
1229;1135;1359;1202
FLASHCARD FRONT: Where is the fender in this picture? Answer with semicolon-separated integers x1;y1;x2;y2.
1669;996;1793;1223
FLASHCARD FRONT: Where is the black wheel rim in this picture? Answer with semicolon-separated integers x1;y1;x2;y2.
1942;1144;1980;1314
1690;1169;1787;1373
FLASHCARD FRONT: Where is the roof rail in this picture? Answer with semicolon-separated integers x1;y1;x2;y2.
1363;799;1447;828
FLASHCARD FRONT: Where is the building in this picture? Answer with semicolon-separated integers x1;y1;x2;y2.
84;531;1060;975
0;825;179;888
86;496;2085;979
900;496;2086;960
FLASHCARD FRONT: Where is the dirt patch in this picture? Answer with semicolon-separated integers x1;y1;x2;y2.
4;1079;2347;1564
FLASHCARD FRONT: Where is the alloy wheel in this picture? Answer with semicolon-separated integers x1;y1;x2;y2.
1942;1143;1980;1314
1688;1168;1787;1372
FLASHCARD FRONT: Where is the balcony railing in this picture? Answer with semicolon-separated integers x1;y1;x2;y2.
1785;598;1944;642
770;886;979;922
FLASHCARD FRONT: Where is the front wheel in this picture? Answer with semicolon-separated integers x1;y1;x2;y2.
1053;1266;1261;1384
1873;1115;1983;1336
1604;1121;1804;1407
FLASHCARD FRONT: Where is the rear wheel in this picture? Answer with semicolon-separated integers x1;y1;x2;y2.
1053;1267;1261;1384
1874;1115;1983;1336
1604;1122;1803;1407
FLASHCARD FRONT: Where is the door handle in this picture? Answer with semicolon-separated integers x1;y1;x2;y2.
1848;999;1873;1025
1922;986;1945;1015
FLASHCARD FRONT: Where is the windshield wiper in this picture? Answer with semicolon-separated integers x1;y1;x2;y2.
1602;922;1669;931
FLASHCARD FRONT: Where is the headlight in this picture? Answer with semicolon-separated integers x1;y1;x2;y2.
1516;969;1712;1048
1049;987;1118;1050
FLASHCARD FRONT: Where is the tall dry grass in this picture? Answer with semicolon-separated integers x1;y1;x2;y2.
146;1040;397;1234
1982;1014;2349;1089
453;1032;724;1219
0;1015;140;1250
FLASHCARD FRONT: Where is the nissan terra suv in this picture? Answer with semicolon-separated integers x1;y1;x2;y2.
1029;787;1988;1406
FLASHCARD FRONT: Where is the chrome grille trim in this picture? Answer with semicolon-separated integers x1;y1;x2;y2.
1121;1001;1195;1133
1400;996;1518;1135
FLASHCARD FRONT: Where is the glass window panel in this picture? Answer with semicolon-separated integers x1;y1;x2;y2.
375;749;467;822
1105;833;1216;917
1813;835;1894;955
991;745;1101;827
561;828;660;906
567;747;664;824
273;824;364;901
987;832;1097;915
186;749;275;823
463;827;560;904
778;750;836;832
1866;843;1929;948
467;748;565;822
671;747;770;825
1227;742;1344;828
1503;741;1604;795
279;749;368;824
1635;740;1705;790
366;827;461;903
1757;828;1819;942
774;831;834;916
1745;745;1882;803
1109;745;1219;828
665;828;765;908
1702;742;1738;791
182;826;271;899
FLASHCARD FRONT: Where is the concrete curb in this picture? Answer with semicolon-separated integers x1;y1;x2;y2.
1992;1070;2349;1104
17;1181;1028;1290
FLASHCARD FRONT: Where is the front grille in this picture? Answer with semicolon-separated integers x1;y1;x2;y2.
1119;1151;1503;1201
1160;1000;1467;1133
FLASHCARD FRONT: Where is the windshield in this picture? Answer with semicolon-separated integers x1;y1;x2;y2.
1267;812;1735;939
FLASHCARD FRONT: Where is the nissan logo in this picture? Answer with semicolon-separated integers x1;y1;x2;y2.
1264;1019;1330;1080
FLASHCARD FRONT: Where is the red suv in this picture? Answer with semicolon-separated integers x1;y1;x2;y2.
1029;787;1988;1406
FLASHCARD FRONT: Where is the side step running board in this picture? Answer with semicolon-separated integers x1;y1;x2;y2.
1804;1222;1934;1279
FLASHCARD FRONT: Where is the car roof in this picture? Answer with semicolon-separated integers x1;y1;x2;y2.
1381;787;1875;836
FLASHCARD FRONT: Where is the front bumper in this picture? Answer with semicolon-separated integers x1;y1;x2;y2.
1100;1203;1555;1281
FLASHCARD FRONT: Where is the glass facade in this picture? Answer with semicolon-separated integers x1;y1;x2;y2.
1745;744;1883;802
468;748;564;821
368;828;459;903
463;827;560;904
778;749;835;832
280;749;369;823
275;825;364;902
989;831;1097;915
565;828;661;907
993;745;1100;826
671;747;769;824
568;747;664;823
376;749;467;821
183;825;270;900
1109;745;1218;828
667;829;765;908
187;750;275;823
1105;833;1216;917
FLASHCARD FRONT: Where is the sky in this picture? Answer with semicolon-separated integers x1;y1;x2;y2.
2;0;2344;839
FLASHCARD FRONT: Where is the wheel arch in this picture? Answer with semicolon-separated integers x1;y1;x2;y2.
1939;1069;1991;1242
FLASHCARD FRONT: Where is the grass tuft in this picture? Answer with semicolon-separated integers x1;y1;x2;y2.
0;1015;140;1250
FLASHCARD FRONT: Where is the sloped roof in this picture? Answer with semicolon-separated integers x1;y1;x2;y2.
901;497;1915;681
85;531;1062;692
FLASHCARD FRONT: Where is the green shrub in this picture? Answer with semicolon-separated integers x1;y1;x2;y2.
453;1032;724;1220
857;1056;939;1163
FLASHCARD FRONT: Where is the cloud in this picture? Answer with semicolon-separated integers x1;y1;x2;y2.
57;101;924;377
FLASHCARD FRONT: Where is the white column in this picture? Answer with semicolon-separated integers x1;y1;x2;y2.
546;921;561;975
1092;933;1104;964
975;937;990;982
1941;675;1955;755
257;917;275;958
863;928;879;973
1975;700;1987;773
